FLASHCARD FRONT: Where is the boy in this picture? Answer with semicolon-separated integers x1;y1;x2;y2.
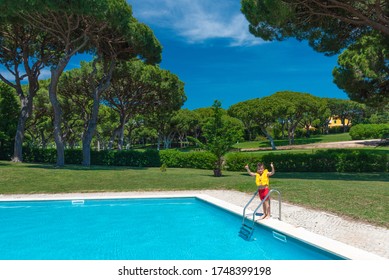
244;162;275;219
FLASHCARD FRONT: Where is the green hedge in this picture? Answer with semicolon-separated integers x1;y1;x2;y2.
349;124;389;140
226;150;388;172
17;147;389;172
159;150;216;169
22;148;160;167
90;149;161;166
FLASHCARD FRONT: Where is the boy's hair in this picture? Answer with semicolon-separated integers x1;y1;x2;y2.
257;162;264;169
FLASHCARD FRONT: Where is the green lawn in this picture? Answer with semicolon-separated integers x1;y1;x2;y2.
1;160;388;228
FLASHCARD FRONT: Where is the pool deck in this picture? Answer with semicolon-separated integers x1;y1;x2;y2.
1;190;388;260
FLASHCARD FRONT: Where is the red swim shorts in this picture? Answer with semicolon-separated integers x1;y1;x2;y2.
258;187;270;201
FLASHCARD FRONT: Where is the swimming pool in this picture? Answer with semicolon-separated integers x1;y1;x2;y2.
0;196;350;260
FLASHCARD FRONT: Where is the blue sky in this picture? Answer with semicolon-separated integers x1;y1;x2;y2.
0;0;349;110
128;0;349;110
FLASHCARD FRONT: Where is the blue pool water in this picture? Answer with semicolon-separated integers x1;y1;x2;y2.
0;197;343;260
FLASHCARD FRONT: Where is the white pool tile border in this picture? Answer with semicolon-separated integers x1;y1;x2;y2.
0;192;385;260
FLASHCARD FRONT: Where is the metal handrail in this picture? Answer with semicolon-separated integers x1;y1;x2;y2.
251;189;282;227
242;189;282;225
242;189;259;224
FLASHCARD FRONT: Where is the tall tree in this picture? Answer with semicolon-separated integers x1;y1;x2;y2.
326;98;366;132
79;10;162;165
105;60;158;150
25;85;53;149
4;0;161;166
143;69;186;150
172;109;199;148
241;0;389;106
0;13;52;162
333;33;389;107
228;100;259;141
248;97;280;149
192;107;214;141
268;91;325;144
192;100;243;177
241;0;389;55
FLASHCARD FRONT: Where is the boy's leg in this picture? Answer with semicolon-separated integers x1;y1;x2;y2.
264;200;270;219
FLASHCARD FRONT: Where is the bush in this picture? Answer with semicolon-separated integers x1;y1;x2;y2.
160;150;216;169
17;147;389;172
65;149;83;164
349;124;389;140
23;147;56;163
224;152;265;171
334;150;387;172
0;143;12;160
91;149;160;167
225;150;388;172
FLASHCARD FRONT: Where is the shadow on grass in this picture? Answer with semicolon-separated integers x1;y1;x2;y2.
273;172;389;182
258;138;322;147
200;174;234;178
24;164;149;171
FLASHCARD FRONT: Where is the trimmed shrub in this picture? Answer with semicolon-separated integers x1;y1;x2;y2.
224;152;265;172
22;147;56;163
91;149;160;167
18;147;389;172
226;150;388;172
349;124;389;140
334;150;387;172
65;149;83;164
160;150;216;169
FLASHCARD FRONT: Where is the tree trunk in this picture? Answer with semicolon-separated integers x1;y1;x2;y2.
117;118;127;151
12;96;32;162
288;123;299;145
82;60;115;166
49;60;69;167
157;133;161;151
82;86;100;166
260;126;276;150
213;157;224;177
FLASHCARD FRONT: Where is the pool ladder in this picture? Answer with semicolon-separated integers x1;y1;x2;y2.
238;189;281;241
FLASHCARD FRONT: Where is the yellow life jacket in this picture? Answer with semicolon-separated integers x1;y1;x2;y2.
255;169;269;186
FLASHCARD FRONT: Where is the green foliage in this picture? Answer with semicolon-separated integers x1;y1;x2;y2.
333;33;389;107
334;150;387;172
159;150;216;169
21;148;161;167
241;0;387;55
228;99;260;141
225;150;388;172
267;91;326;144
20;147;216;169
0;83;18;137
90;149;160;167
22;147;56;163
224;152;264;171
0;82;19;159
241;0;389;107
17;146;389;173
160;163;167;172
349;124;389;140
197;100;244;175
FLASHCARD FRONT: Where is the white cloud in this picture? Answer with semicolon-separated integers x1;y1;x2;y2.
130;0;264;47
